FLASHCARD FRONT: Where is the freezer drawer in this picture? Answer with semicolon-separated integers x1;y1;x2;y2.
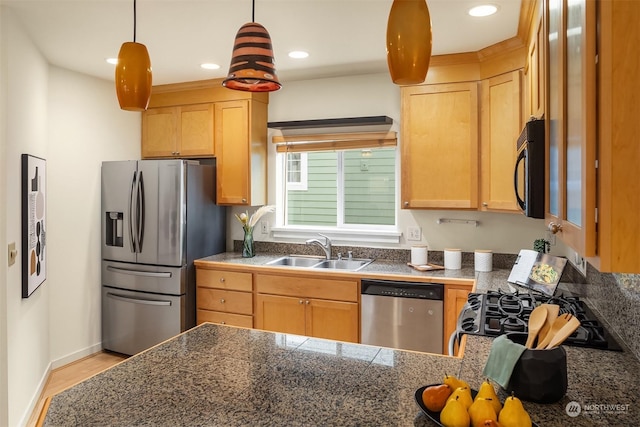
102;286;184;355
102;260;185;295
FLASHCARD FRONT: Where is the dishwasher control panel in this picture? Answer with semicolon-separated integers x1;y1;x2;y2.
361;279;443;300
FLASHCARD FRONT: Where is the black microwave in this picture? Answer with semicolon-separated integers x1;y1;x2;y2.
514;118;545;219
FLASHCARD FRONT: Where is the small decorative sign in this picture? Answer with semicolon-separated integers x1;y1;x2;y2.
21;154;47;298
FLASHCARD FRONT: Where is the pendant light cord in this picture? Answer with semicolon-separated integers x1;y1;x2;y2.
133;0;137;42
252;0;255;22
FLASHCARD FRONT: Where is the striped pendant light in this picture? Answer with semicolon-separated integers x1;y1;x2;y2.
223;0;281;92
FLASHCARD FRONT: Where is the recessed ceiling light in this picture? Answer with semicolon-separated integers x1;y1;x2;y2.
106;57;118;65
288;51;309;59
200;63;220;70
468;4;498;17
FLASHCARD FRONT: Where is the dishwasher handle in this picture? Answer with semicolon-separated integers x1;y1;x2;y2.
361;279;444;300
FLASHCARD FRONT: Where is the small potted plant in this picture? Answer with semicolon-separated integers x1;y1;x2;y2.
533;238;550;254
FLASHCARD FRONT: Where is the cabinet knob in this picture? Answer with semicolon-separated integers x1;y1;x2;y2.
219;277;225;283
548;222;563;234
220;298;225;304
403;201;409;207
299;300;304;304
482;202;488;207
242;198;247;203
305;300;310;305
220;321;226;325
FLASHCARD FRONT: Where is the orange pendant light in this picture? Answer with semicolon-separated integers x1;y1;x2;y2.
115;0;152;111
223;0;281;92
386;0;433;85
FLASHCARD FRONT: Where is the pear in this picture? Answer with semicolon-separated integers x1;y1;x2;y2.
499;394;532;427
446;386;473;410
469;397;498;427
475;379;503;415
440;396;471;427
443;373;470;391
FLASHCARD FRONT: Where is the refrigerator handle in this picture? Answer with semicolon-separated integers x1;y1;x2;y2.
129;170;138;253
106;265;172;278
106;292;172;306
137;171;145;252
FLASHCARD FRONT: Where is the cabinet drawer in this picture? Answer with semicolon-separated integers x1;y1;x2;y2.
196;269;252;292
255;274;358;302
197;310;253;328
197;288;253;315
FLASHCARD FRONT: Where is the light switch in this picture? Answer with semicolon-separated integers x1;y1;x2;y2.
8;242;17;266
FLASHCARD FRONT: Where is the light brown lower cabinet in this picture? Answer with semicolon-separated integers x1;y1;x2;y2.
254;274;359;343
196;268;253;328
444;286;471;357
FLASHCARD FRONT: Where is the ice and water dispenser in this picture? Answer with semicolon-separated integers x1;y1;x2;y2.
105;212;123;247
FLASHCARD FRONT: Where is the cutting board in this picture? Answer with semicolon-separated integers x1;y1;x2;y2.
407;263;445;271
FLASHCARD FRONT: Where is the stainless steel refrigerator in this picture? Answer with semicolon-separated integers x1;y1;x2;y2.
101;159;225;355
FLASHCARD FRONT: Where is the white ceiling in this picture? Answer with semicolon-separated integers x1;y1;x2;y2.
2;0;522;86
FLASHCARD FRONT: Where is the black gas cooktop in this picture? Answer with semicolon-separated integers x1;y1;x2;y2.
457;289;622;351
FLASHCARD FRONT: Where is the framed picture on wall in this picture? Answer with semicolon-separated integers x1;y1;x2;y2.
21;154;47;298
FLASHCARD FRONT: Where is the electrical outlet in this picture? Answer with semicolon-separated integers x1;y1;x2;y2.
260;221;269;235
572;251;587;277
407;226;421;241
545;230;556;246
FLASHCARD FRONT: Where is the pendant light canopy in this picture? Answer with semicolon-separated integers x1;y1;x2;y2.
223;0;281;92
386;0;433;85
115;0;152;111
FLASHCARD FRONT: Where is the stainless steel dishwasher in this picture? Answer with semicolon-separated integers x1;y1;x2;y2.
361;279;444;354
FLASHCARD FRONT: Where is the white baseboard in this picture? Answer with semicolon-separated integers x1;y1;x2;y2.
51;342;103;370
20;341;104;426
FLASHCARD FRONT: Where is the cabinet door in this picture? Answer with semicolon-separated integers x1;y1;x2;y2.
179;104;214;157
306;299;359;343
525;7;545;119
215;100;250;205
480;70;522;212
444;287;469;357
142;107;178;158
546;0;596;257
255;294;306;335
401;82;479;209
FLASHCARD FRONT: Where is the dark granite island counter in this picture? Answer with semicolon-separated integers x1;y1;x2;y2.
44;323;461;426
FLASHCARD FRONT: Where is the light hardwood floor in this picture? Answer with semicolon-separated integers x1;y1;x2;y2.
27;351;127;427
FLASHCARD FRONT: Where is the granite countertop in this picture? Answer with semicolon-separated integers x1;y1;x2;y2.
44;255;640;425
44;322;640;426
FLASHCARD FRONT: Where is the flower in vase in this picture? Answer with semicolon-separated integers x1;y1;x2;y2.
235;205;275;232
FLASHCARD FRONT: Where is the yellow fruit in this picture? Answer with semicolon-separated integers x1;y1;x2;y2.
440;396;471;427
443;374;470;391
469;397;498;427
499;394;532;427
475;379;503;415
446;386;473;410
422;383;452;412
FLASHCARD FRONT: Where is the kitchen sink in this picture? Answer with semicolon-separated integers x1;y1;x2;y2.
313;259;373;271
265;256;374;271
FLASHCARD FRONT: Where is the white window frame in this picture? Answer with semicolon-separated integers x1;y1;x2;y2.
285;152;308;191
273;147;401;244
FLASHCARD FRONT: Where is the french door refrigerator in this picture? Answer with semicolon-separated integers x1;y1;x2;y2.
101;159;225;355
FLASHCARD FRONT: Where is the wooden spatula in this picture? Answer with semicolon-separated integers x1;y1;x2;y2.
536;312;571;349
525;305;548;348
545;315;581;349
537;304;560;344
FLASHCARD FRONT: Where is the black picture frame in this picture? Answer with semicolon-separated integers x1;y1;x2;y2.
21;154;47;298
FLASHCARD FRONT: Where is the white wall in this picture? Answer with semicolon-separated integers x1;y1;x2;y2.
1;8;140;425
47;67;140;366
234;73;568;256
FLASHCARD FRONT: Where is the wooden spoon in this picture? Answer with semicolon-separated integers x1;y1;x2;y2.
525;305;548;348
537;304;560;344
536;313;572;349
545;316;581;349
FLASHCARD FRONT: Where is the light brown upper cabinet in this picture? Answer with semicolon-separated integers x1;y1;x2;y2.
545;0;597;259
142;104;214;158
401;82;479;209
141;79;268;206
480;70;523;212
524;1;545;120
214;99;268;206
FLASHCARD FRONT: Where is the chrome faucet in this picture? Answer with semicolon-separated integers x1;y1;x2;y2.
305;233;332;259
